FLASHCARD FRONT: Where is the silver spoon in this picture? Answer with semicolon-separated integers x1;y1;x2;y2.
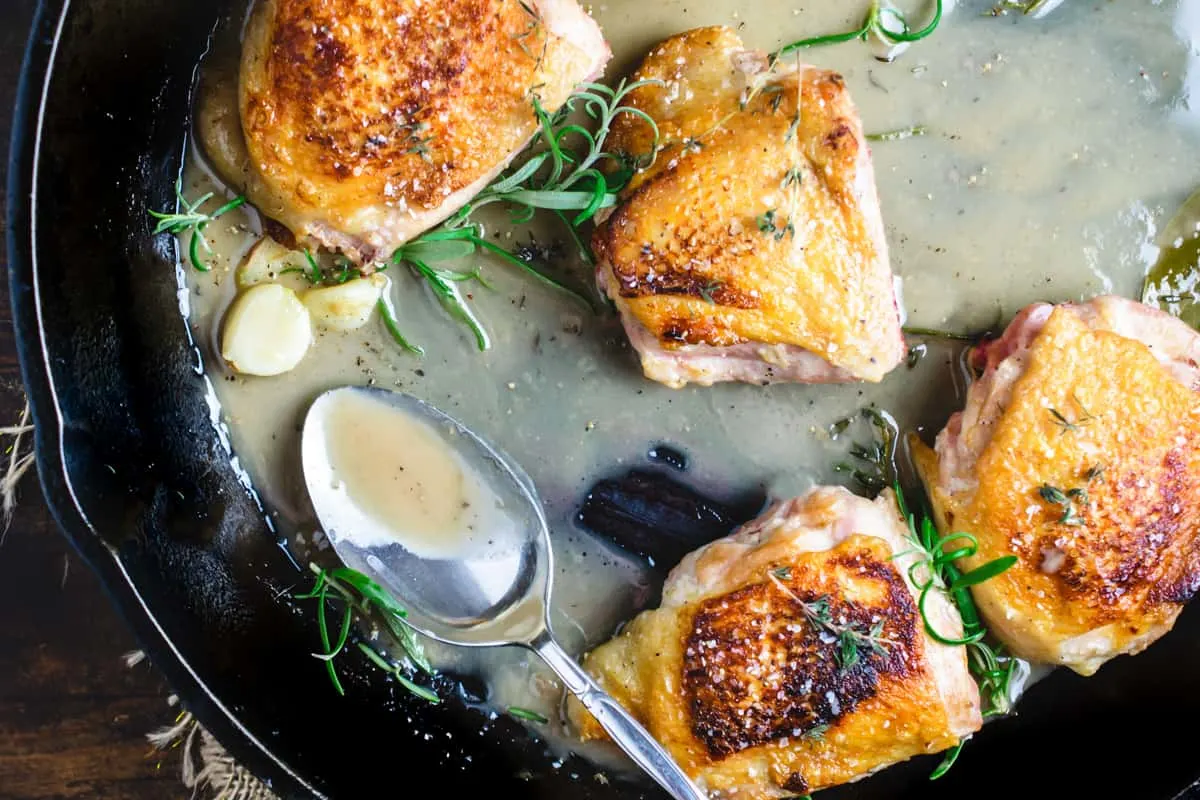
301;386;706;800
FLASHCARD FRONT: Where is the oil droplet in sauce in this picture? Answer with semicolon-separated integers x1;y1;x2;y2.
317;390;510;560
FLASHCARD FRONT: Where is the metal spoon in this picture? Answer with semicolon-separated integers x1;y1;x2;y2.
301;386;706;800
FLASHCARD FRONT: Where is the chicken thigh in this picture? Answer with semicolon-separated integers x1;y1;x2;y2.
593;27;904;388
234;0;609;264
569;487;980;799
915;296;1200;675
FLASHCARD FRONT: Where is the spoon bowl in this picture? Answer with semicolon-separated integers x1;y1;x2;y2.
302;387;549;646
301;386;706;800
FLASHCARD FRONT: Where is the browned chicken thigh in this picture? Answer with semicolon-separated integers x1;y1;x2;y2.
233;0;609;263
593;27;904;388
915;296;1200;675
569;487;980;799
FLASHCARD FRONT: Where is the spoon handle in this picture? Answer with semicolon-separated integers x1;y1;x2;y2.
532;636;707;800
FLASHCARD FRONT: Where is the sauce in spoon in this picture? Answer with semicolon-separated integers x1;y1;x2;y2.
315;389;518;560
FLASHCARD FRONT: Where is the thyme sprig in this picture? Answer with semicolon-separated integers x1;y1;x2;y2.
774;0;943;60
148;179;246;271
1037;464;1104;527
768;566;891;671
1047;394;1095;434
295;563;436;702
831;407;899;494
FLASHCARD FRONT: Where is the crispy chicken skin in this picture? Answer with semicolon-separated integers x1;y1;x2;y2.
569;487;980;799
236;0;608;263
914;296;1200;676
593;27;904;388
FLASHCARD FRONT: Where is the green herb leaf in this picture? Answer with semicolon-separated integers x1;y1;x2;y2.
328;567;409;619
930;739;965;780
1038;484;1068;505
148;179;246;271
949;556;1018;591
508;707;549;723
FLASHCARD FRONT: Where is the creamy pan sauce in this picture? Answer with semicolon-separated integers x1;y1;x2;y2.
180;0;1200;770
315;390;512;559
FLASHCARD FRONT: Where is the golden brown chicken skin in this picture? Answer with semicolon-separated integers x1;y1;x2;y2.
570;487;980;799
233;0;608;263
915;296;1200;676
593;27;904;388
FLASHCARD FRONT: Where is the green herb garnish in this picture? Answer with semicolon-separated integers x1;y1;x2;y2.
892;487;1019;726
756;209;795;241
507;706;550;723
388;79;660;350
833;408;898;494
295;563;435;702
767;568;890;671
774;0;943;60
148;179;246;271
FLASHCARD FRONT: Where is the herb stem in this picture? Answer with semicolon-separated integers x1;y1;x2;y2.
867;125;928;142
774;0;943;60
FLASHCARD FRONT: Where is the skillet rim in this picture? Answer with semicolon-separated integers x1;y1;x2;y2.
5;1;325;795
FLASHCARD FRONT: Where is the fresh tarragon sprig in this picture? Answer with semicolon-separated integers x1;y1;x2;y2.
148;179;246;272
387;78;661;352
295;563;438;703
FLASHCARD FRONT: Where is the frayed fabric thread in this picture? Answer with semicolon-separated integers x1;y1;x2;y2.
0;400;34;542
140;657;279;800
4;398;274;799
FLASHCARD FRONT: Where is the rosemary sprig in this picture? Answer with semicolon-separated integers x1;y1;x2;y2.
756;209;795;241
902;326;981;341
295;563;436;702
774;0;944;60
834;419;1020;779
148;179;246;271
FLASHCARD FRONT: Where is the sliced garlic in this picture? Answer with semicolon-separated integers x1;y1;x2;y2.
236;238;308;289
302;274;386;332
221;283;312;376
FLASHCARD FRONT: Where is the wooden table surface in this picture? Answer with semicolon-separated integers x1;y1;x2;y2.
0;4;178;798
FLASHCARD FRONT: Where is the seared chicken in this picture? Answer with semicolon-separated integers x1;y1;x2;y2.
914;296;1200;676
569;487;980;799
231;0;608;263
593;28;904;388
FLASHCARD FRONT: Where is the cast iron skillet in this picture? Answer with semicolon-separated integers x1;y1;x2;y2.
8;1;1200;797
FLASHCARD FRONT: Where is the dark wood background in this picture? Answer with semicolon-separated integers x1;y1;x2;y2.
0;4;177;798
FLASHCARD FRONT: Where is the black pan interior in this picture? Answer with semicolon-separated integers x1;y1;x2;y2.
7;1;1200;798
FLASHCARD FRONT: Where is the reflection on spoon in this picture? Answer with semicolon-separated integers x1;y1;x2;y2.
309;388;521;561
